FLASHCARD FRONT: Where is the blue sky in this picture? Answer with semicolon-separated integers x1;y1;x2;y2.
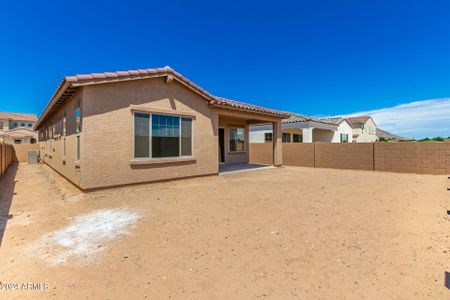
1;0;449;138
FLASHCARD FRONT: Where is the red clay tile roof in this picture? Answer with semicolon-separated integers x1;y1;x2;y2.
0;112;38;122
346;116;373;128
36;67;289;129
210;98;290;117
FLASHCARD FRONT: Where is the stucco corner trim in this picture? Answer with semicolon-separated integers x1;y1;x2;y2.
130;157;197;165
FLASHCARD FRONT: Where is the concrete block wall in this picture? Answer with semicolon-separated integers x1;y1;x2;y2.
12;144;40;162
315;143;374;171
0;143;14;177
250;142;450;175
374;142;450;175
283;143;315;167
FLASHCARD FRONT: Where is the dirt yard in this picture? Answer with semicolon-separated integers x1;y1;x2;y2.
0;163;449;299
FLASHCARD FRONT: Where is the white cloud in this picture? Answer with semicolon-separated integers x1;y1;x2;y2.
345;98;450;139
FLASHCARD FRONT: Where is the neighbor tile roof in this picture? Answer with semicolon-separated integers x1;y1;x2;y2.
283;114;335;125
250;113;337;128
346;116;372;128
0;112;38;121
36;67;290;129
318;116;345;125
376;128;401;139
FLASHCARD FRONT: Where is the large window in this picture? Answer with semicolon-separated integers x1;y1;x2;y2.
264;132;272;143
0;122;3;130
293;134;302;143
340;134;349;143
229;128;245;152
282;132;291;143
134;112;193;159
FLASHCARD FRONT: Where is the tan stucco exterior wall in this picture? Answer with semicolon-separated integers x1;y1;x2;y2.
80;78;219;189
39;92;83;187
37;77;285;190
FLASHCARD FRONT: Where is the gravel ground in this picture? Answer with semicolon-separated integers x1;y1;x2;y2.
0;162;449;299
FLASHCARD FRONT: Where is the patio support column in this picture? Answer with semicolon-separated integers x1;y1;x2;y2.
272;120;282;166
303;127;313;143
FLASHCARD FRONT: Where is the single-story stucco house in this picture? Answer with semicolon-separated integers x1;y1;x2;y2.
35;67;290;190
249;114;353;143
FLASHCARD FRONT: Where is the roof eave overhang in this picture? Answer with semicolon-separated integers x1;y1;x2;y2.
209;103;290;119
35;68;290;129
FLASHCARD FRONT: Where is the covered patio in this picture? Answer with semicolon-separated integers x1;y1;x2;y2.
213;106;286;168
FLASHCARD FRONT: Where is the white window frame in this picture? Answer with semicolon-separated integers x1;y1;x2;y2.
132;111;194;160
292;133;302;143
229;127;245;153
282;132;291;143
264;132;272;143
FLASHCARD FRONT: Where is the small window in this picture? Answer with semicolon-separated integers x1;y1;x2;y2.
134;113;150;158
20;123;25;127
27;123;32;127
14;139;21;144
341;134;349;143
62;137;66;158
180;117;192;156
63;113;67;136
282;132;291;143
264;132;272;142
75;106;81;133
14;123;18;127
76;136;80;160
293;134;302;143
230;128;245;152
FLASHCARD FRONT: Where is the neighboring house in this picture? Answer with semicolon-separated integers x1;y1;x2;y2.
34;67;290;190
346;116;378;143
0;112;38;144
318;117;353;143
250;114;353;143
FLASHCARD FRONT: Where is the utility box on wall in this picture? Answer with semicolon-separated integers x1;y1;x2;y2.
28;150;39;164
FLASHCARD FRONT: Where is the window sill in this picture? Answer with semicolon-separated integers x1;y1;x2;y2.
74;160;80;168
130;157;196;165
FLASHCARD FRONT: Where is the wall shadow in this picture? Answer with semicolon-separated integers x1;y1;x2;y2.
0;163;18;248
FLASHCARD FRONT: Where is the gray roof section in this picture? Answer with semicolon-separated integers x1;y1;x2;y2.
318;116;345;125
250;113;338;131
283;114;335;125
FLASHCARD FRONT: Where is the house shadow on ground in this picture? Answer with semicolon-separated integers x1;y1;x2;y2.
0;163;18;247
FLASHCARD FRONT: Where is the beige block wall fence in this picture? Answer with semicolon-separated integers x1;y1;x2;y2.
250;142;450;175
0;143;40;179
0;143;14;177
